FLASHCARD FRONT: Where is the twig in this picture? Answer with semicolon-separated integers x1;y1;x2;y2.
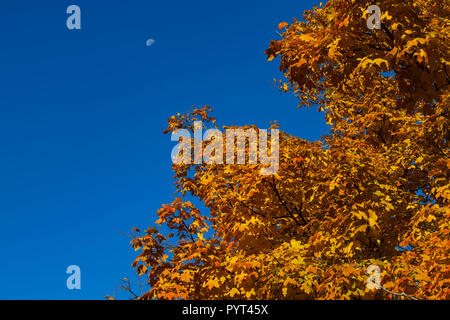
379;285;419;300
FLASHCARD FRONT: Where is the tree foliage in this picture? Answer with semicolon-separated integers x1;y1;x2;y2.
127;0;449;299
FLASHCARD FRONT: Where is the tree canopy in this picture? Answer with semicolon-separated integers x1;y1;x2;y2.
125;0;449;300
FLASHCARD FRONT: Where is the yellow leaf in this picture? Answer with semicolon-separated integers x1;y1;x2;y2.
228;288;240;297
278;22;289;30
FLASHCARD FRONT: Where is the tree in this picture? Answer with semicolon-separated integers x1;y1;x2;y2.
126;0;449;300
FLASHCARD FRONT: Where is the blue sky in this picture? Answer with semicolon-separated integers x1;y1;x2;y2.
0;0;326;299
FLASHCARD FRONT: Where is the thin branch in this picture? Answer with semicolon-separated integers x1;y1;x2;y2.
267;178;301;227
380;285;419;300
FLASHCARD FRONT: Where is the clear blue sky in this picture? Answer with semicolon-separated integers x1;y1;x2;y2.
0;0;326;299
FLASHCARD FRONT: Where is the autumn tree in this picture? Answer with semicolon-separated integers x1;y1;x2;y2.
127;0;449;300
